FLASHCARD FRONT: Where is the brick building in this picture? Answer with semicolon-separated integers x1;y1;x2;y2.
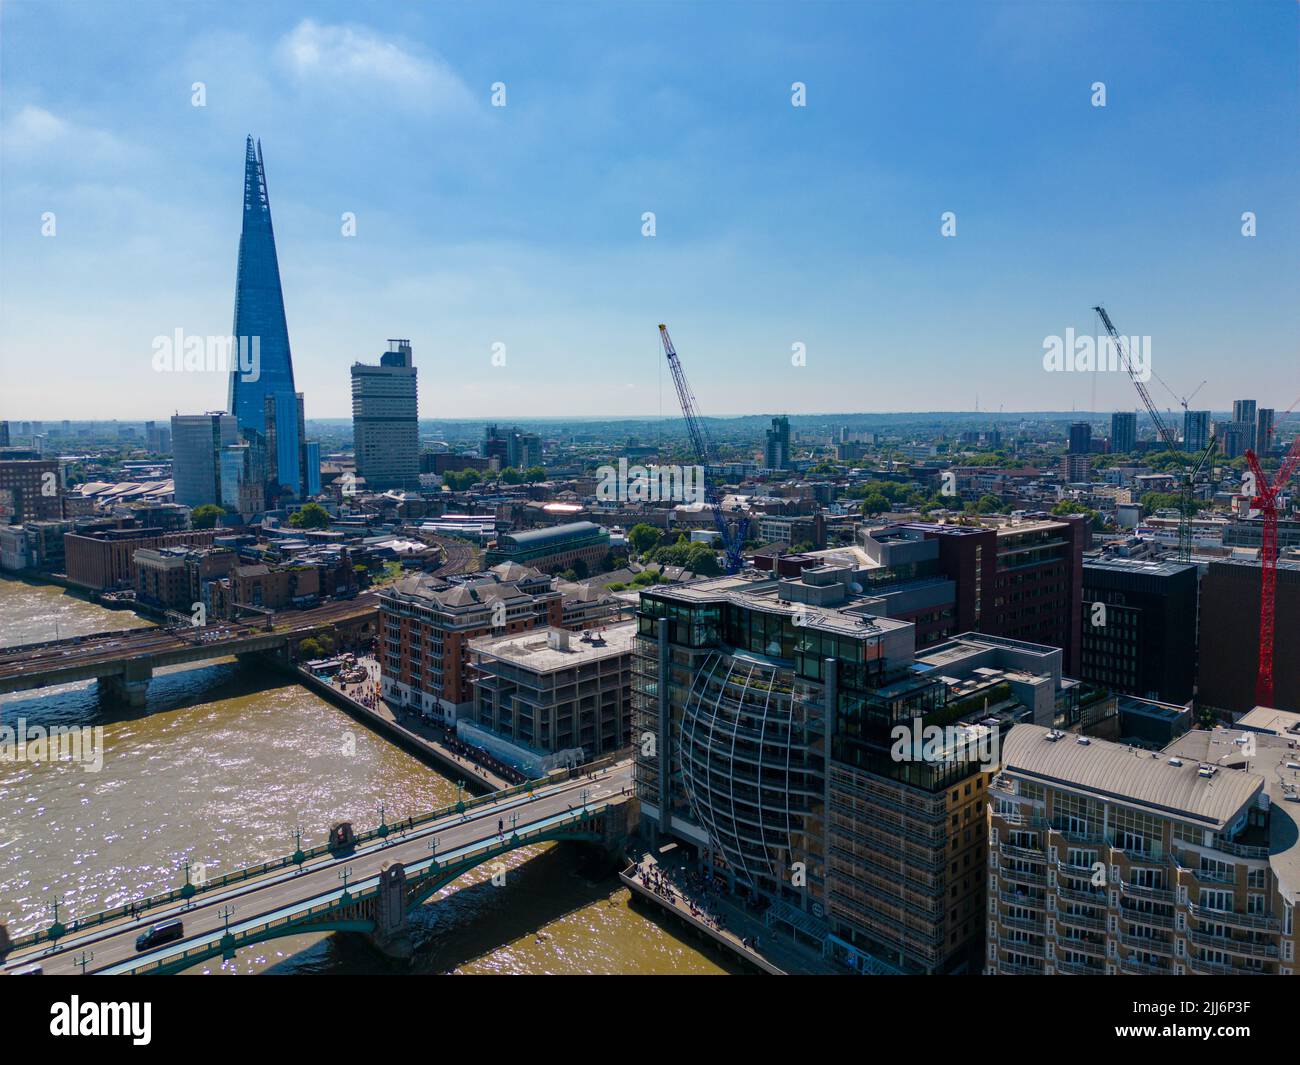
65;527;216;592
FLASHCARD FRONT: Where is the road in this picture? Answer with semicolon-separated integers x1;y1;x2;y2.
2;762;632;974
0;594;378;691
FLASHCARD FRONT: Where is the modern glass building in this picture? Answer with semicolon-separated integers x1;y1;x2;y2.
228;136;301;497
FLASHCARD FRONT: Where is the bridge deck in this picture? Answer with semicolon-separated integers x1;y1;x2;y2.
2;762;632;974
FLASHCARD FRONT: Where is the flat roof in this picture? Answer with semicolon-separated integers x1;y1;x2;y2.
1001;724;1262;830
470;620;637;672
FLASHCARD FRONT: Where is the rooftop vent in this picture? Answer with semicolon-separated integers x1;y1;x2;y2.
1197;765;1217;779
1076;736;1091;746
1045;730;1064;742
1168;757;1183;767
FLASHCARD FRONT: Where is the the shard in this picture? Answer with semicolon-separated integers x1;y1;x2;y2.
228;136;303;498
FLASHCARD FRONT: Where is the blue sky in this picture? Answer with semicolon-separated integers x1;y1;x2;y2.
2;0;1297;421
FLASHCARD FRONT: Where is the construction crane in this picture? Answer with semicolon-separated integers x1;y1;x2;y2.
1244;428;1300;708
1093;305;1213;562
658;323;748;573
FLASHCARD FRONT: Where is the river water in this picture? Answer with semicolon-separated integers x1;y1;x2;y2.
0;577;737;974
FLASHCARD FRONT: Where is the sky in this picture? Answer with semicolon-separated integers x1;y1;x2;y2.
1;0;1298;422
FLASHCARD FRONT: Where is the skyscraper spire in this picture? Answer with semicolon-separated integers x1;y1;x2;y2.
229;135;296;428
228;136;303;499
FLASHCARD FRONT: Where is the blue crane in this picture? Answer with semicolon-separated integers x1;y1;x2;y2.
659;324;748;573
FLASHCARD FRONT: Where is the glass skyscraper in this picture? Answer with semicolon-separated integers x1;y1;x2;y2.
228;136;303;498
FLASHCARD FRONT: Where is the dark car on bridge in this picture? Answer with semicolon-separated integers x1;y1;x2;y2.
135;919;184;952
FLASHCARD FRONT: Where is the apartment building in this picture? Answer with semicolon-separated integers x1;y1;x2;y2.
378;562;564;724
987;723;1299;975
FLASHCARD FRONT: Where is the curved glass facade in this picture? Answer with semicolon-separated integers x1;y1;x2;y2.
679;650;826;899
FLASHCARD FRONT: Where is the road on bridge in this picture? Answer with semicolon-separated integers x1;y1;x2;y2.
0;593;378;694
2;761;632;974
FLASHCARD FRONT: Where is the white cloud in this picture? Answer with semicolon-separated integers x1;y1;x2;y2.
276;19;477;116
2;104;126;159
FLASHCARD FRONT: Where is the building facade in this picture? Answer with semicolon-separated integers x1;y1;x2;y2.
1080;557;1198;705
484;521;610;575
351;340;419;491
987;723;1298;975
464;621;634;775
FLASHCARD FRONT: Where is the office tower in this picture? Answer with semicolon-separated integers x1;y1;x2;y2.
483;425;509;467
226;137;300;481
0;422;10;447
1183;410;1209;453
220;440;265;517
988;724;1299;976
509;430;541;471
1232;400;1258;452
764;415;791;470
1067;421;1091;455
1257;408;1275;456
351;339;419;491
1216;421;1247;460
1110;412;1136;454
304;441;321;496
1080;558;1198;704
171;412;238;509
631;566;1107;974
264;391;306;500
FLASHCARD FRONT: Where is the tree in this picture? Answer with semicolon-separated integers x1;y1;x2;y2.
572;558;589;580
298;637;324;659
289;502;331;529
523;466;546;484
859;492;890;516
191;503;226;529
627;523;662;555
499;466;523;485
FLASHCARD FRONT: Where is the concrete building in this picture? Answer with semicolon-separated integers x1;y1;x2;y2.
764;415;791;470
987;723;1299;975
1233;399;1258;453
351;340;419;491
1183;410;1210;454
1110;412;1137;455
464;621;635;776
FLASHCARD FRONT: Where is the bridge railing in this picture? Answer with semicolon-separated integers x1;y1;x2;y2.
114;806;613;974
5;766;585;952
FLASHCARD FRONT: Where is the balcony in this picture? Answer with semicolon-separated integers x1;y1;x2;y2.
1118;956;1172;975
999;865;1047;888
1188;929;1279;959
1119;931;1173;955
1119;908;1175;930
1055;936;1106;958
1055;910;1106;933
999;889;1046;910
1119;880;1175;903
999;842;1046;863
1055;884;1108;908
1055;958;1106;976
997;936;1046;959
1187;903;1280;932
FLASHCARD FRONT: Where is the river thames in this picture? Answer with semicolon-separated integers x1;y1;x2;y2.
0;577;737;974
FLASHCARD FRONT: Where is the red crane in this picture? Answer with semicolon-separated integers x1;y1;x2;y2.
1244;423;1300;707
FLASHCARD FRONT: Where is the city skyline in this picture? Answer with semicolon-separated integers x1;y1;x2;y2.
2;2;1298;420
